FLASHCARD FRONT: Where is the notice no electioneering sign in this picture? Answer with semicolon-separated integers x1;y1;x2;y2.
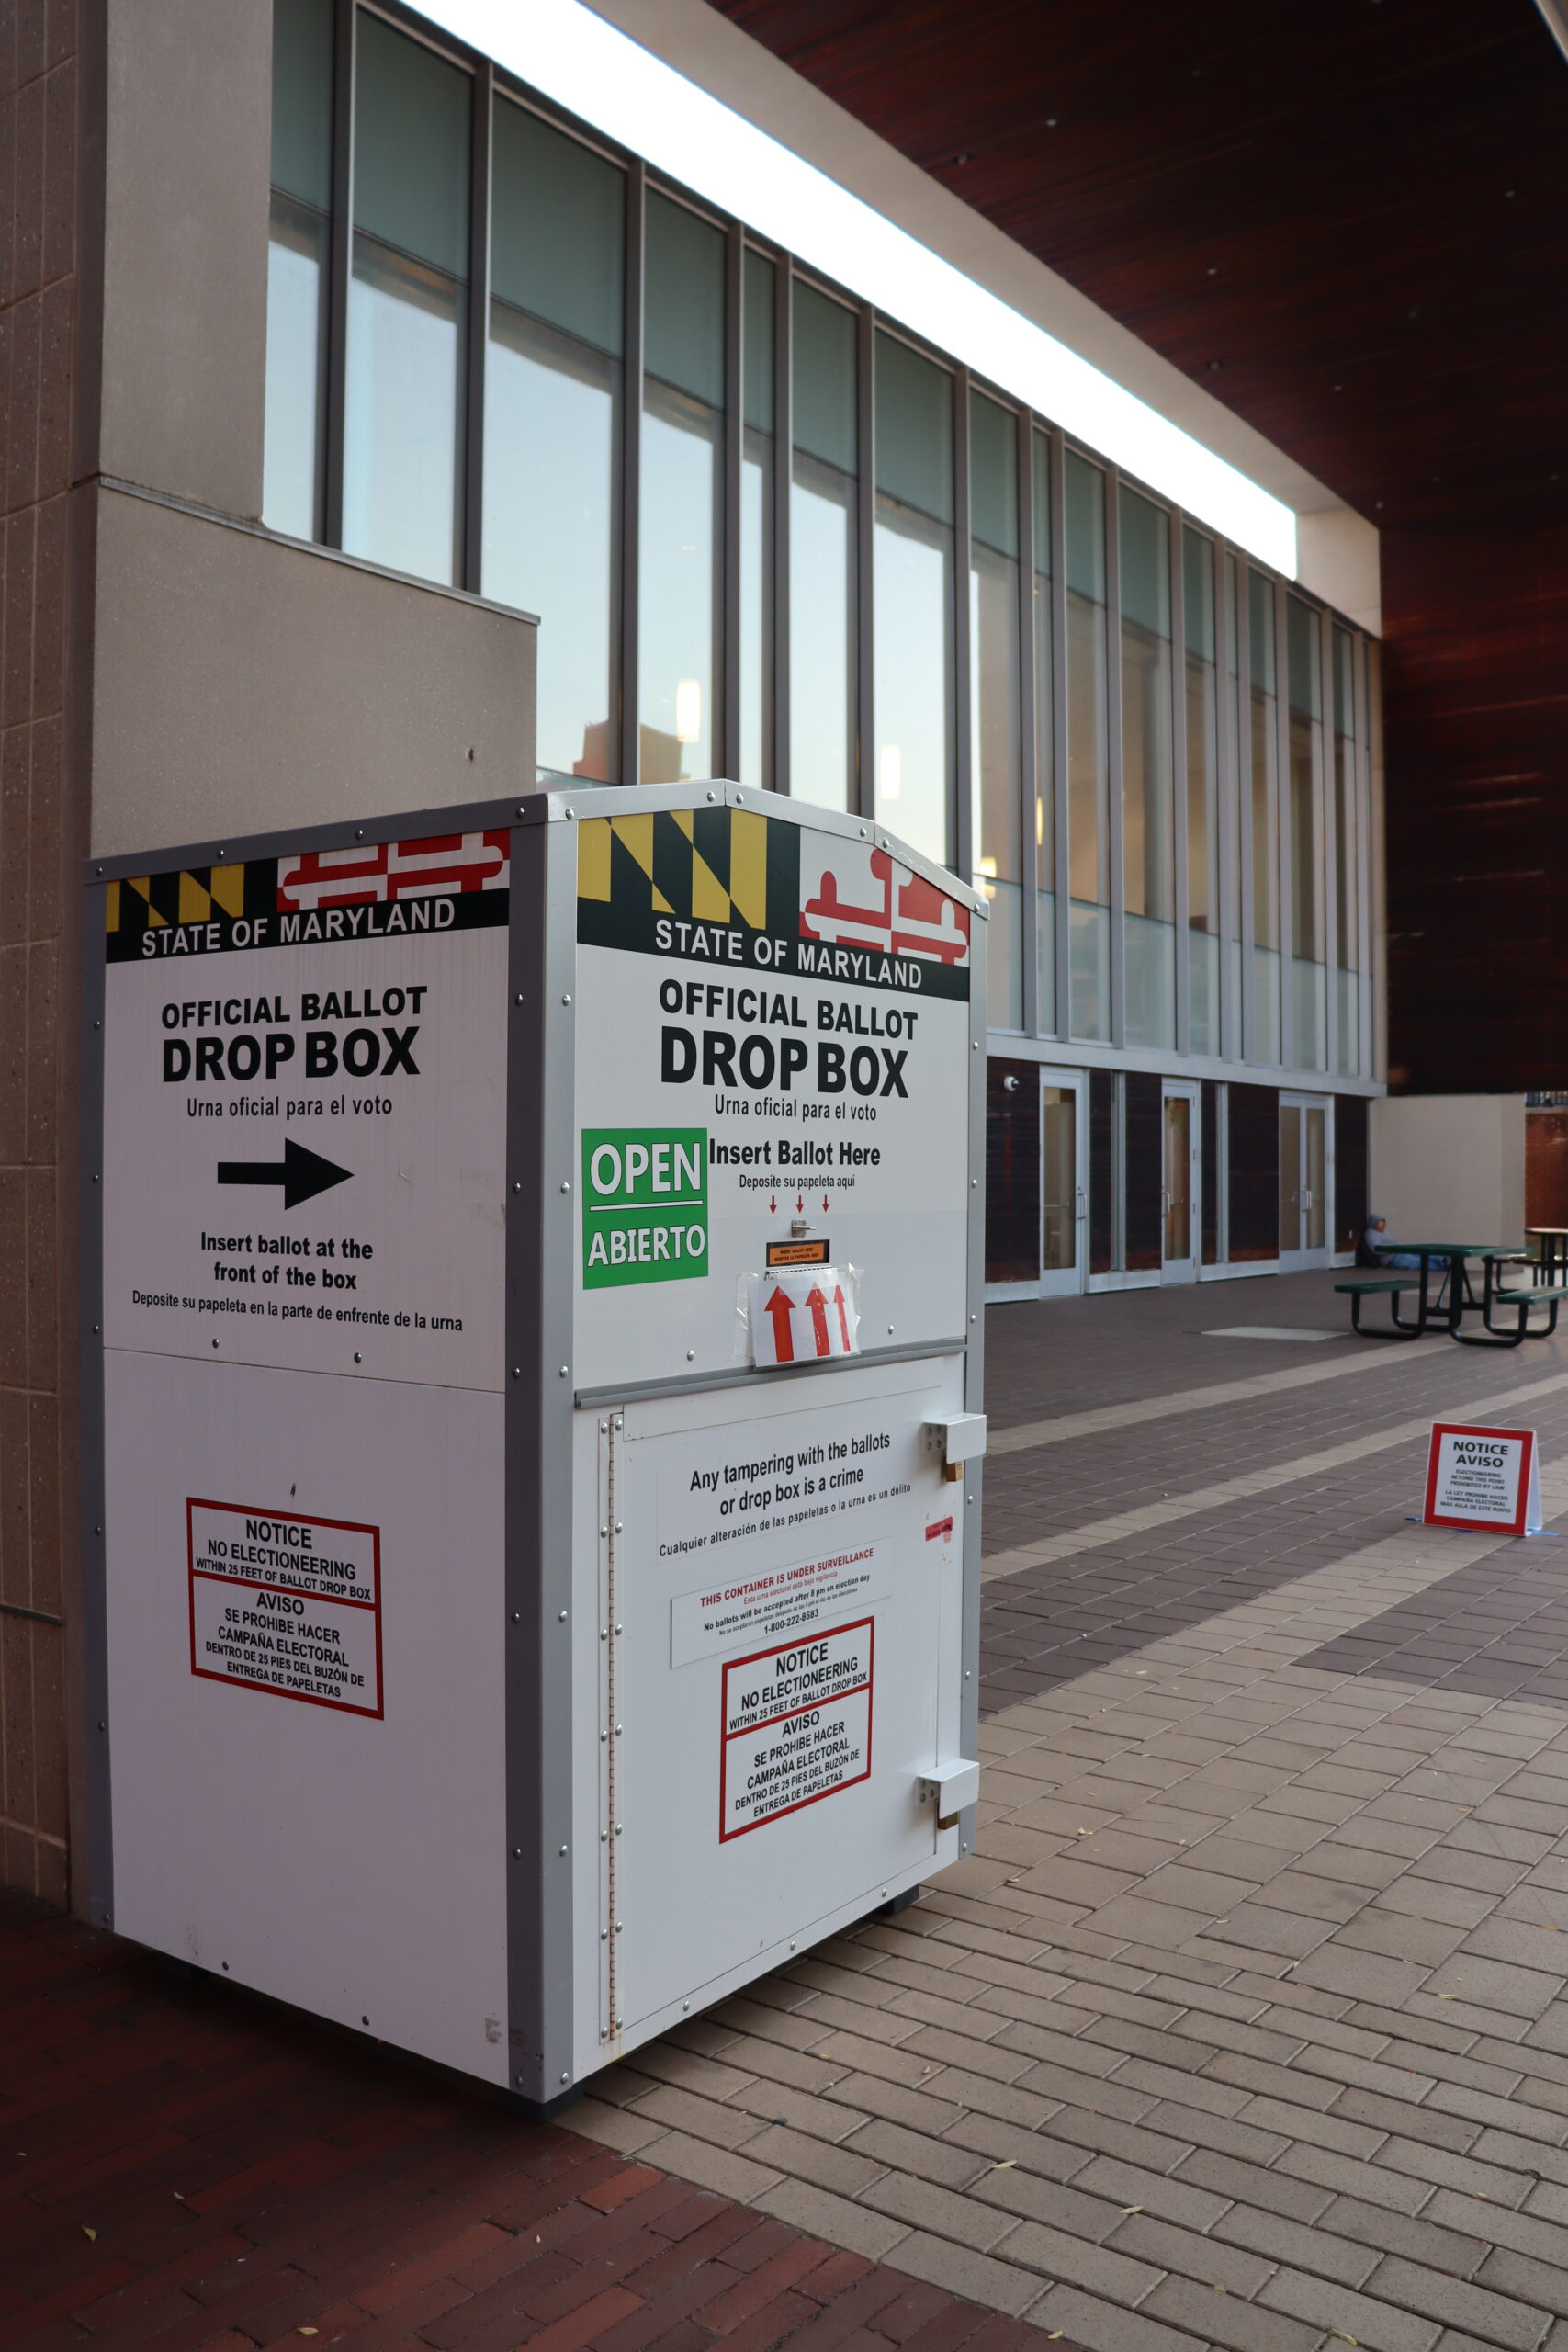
99;833;510;1392
571;806;977;1394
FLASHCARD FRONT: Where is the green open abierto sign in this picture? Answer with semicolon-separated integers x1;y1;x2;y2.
581;1126;708;1288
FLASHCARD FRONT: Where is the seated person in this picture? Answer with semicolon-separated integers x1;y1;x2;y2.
1358;1214;1446;1273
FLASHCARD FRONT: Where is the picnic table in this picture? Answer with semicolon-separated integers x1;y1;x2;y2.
1527;1227;1568;1281
1337;1242;1566;1346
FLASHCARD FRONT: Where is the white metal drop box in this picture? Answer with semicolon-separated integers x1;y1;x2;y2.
82;784;986;2109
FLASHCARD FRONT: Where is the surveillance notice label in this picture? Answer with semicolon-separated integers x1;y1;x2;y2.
719;1618;873;1840
1424;1422;1541;1536
186;1498;383;1717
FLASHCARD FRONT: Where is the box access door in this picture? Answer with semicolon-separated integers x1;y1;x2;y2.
599;1357;965;2037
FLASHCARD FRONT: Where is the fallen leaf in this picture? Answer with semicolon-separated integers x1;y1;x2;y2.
1213;2284;1227;2294
1120;2204;1143;2215
1333;2335;1359;2346
174;2192;185;2201
987;2159;1018;2171
81;2226;96;2242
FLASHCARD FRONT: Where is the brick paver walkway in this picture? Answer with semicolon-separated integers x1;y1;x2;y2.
0;1893;1043;2352
16;1271;1568;2352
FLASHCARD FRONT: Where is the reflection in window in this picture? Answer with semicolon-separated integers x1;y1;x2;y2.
265;0;333;539
344;12;469;586
1032;433;1055;1034
741;249;774;792
874;333;953;868
1287;597;1325;1069
970;392;1021;1029
790;282;856;811
1120;489;1174;1050
1248;568;1281;1061
1334;628;1360;1075
1065;452;1110;1040
640;193;724;783
1184;529;1219;1056
484;99;622;780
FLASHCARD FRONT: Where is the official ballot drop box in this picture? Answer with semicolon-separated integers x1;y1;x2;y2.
83;785;987;2107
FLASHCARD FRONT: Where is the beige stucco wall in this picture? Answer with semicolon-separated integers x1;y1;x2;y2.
1370;1096;1527;1243
87;491;536;859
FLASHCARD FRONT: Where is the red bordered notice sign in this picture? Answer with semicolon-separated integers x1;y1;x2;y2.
719;1618;873;1840
187;1498;383;1717
1424;1423;1541;1537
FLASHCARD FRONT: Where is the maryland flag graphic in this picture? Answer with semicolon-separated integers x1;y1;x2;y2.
575;806;794;944
104;861;276;956
576;804;972;1002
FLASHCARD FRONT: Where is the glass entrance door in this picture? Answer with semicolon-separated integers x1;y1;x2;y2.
1279;1097;1331;1271
1161;1082;1199;1283
1040;1070;1087;1299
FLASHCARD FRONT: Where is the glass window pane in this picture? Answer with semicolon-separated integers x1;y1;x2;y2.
1248;568;1280;1060
353;12;469;278
971;391;1018;558
1334;626;1359;1074
485;311;620;781
344;243;464;583
484;100;623;781
640;382;720;782
743;247;774;434
791;453;854;809
491;101;623;356
874;331;953;523
793;282;857;474
265;197;328;539
970;396;1020;1028
272;0;333;209
1065;450;1109;1040
1184;529;1218;1055
1225;550;1242;1034
741;251;775;790
265;0;331;539
1288;596;1325;1069
640;197;724;783
876;499;953;865
1120;490;1174;1052
874;334;953;866
1033;430;1055;1035
344;16;468;585
790;282;856;810
645;191;724;406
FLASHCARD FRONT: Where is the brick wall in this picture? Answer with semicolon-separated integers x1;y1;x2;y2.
0;0;84;1907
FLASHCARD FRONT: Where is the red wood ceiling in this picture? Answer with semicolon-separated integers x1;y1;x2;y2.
711;0;1568;1091
709;0;1566;535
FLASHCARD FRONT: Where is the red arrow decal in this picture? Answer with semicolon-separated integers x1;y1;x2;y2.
833;1284;852;1351
805;1286;831;1356
763;1286;795;1363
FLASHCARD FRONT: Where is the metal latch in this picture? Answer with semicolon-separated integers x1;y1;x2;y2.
925;1413;987;1483
918;1758;981;1827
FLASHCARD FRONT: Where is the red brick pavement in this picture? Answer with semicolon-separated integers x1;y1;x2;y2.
0;1894;1059;2352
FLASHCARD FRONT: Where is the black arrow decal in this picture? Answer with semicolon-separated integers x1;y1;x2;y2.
217;1137;353;1212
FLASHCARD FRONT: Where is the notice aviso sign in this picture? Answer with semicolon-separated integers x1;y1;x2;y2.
1424;1421;1542;1536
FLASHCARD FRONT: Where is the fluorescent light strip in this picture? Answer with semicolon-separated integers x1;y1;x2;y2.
421;0;1298;575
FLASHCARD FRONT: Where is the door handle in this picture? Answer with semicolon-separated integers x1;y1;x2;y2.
1075;1188;1086;1217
